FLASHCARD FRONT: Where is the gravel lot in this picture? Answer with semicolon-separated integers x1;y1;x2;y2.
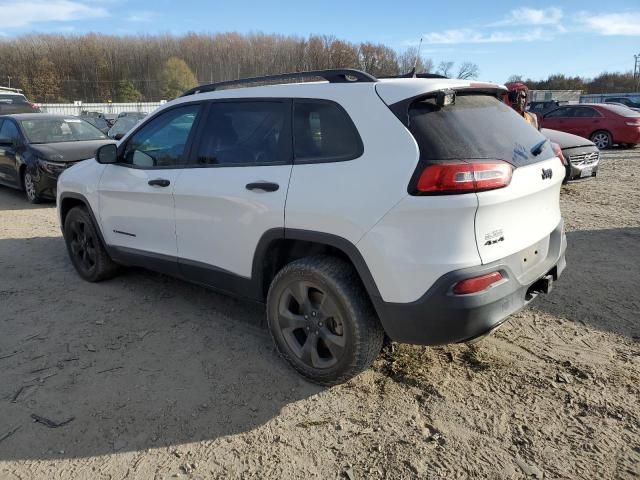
0;149;639;479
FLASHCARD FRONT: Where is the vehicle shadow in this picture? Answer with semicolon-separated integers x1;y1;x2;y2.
0;186;56;210
0;236;322;461
534;227;640;340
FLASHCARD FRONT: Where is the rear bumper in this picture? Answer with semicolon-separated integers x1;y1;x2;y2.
373;220;567;345
614;128;640;145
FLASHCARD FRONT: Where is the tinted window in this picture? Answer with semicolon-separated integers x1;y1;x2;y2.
122;104;200;168
0;94;27;105
195;101;290;166
545;107;571;118
0;120;20;142
293;101;362;162
408;94;552;166
108;117;142;138
573;107;599;118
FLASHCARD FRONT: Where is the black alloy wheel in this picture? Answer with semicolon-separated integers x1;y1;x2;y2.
267;256;384;385
63;206;119;282
276;280;347;370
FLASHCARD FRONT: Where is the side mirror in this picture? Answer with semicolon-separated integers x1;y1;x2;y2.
96;143;118;164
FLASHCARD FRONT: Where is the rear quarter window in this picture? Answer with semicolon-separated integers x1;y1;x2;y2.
293;100;363;163
408;94;553;167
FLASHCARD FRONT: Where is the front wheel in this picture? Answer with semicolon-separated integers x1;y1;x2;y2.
267;256;384;386
23;171;42;204
590;130;612;150
63;206;119;282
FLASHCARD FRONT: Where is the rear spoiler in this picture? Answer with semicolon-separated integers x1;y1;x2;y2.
386;84;508;127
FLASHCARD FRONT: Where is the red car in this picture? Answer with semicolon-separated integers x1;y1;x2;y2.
541;103;640;149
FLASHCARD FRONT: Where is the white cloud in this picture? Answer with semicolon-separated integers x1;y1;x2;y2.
579;12;640;36
423;28;546;45
126;11;157;23
0;0;108;28
490;7;563;26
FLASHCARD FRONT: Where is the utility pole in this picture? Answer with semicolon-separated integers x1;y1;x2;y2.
635;54;640;92
7;76;11;88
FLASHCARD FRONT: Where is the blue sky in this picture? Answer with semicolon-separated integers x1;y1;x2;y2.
1;0;638;82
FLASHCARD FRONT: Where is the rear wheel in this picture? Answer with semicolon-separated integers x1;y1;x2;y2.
22;171;42;204
590;130;612;150
63;206;119;282
267;256;384;385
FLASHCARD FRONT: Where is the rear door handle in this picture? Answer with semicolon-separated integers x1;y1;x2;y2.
246;182;279;192
148;178;170;187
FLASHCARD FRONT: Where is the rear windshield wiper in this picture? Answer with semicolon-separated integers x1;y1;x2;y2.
530;139;547;157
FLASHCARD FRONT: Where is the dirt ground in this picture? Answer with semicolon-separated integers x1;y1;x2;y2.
0;149;638;480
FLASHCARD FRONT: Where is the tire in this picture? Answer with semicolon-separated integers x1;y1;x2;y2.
22;170;42;204
63;206;119;282
266;255;384;386
590;130;612;150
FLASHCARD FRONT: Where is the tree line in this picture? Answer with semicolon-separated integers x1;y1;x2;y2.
507;72;639;94
0;33;479;103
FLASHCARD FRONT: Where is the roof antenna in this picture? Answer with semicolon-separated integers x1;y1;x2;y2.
411;37;423;78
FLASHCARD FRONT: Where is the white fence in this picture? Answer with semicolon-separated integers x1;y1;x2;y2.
38;102;164;116
529;90;583;103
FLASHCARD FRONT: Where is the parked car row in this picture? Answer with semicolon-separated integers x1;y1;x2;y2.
540;103;640;149
0;114;114;202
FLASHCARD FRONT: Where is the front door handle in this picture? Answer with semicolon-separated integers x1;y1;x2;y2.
148;178;170;187
246;182;279;192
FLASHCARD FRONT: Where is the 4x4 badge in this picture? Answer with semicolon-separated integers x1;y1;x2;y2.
541;168;553;180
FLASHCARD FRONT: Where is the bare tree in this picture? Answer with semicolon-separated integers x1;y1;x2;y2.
437;61;454;78
456;62;480;80
397;47;434;75
0;32;485;102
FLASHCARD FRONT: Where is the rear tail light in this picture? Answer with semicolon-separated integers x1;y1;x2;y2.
413;160;513;195
453;271;503;295
551;142;567;166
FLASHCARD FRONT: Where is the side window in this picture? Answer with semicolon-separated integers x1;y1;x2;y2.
122;104;200;168
293;100;363;162
0;120;20;142
545;107;570;118
574;107;599;118
195;101;290;166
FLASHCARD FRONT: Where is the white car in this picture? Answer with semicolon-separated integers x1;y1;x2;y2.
57;69;567;385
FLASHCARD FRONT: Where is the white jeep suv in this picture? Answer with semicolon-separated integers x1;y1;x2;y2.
57;69;566;385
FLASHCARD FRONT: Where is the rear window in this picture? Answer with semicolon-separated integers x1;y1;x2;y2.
409;94;553;166
603;104;640;117
0;94;27;105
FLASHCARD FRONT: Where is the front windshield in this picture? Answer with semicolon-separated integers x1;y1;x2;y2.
20;117;107;144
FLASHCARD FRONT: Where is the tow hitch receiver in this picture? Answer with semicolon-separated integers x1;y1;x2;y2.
526;274;554;300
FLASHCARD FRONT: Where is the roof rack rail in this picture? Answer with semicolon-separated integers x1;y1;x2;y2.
181;69;377;97
0;86;24;93
379;68;448;80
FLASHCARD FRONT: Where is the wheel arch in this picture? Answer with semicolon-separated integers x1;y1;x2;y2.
253;229;383;308
58;192;107;246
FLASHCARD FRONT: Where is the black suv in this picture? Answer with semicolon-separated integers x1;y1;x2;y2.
604;97;640;109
